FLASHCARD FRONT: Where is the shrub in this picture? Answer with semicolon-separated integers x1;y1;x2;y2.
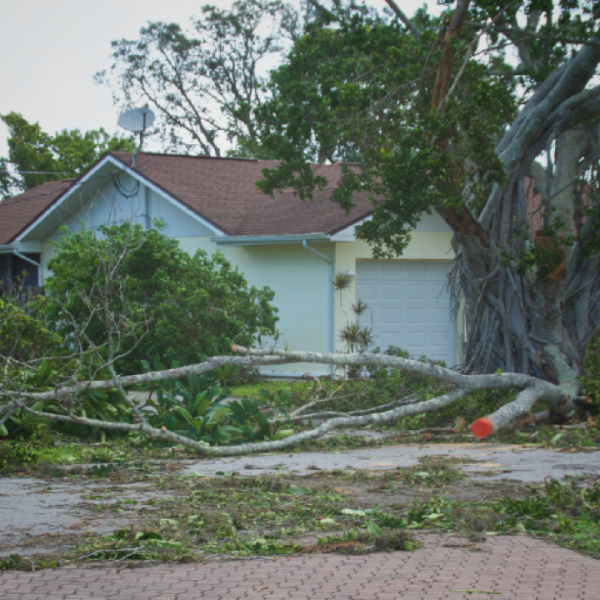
0;440;40;470
44;222;279;374
0;295;59;363
582;332;600;404
141;364;293;446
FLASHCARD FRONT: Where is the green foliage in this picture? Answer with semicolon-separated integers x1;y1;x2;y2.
0;296;59;364
44;222;278;374
0;440;40;471
0;555;30;571
142;364;292;446
336;289;374;376
89;463;115;477
582;331;600;403
0;112;135;195
0;350;134;440
495;478;600;558
255;5;516;256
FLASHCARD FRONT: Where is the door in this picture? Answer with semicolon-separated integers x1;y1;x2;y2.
356;261;457;365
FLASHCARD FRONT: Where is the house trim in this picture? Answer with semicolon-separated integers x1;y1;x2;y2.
212;233;331;246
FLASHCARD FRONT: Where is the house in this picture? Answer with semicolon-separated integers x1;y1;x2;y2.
0;151;456;376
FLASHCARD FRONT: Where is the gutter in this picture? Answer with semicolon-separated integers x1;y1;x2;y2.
212;233;330;246
302;240;334;375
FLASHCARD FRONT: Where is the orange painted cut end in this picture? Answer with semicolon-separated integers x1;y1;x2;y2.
471;418;494;439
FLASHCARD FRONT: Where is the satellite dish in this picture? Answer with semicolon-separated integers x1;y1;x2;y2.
118;107;155;133
117;107;155;166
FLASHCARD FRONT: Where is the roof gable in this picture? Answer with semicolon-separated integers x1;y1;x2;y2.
2;152;376;244
108;152;374;237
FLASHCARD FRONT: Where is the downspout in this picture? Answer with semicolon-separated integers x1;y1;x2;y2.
13;250;43;287
302;240;334;375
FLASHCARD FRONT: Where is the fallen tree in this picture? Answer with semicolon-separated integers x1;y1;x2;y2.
1;343;590;456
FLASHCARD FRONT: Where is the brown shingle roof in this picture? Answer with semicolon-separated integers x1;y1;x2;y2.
0;180;71;244
0;153;375;243
109;152;374;236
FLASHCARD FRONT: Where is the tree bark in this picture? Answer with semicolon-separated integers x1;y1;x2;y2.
434;21;600;405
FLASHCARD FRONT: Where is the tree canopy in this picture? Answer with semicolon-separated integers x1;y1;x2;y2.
251;0;600;384
0;112;135;197
96;0;300;157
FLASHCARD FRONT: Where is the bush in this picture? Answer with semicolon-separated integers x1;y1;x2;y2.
141;364;293;446
44;222;279;374
0;440;40;470
582;332;600;404
0;295;59;363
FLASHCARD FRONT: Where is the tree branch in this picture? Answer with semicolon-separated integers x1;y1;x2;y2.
384;0;421;40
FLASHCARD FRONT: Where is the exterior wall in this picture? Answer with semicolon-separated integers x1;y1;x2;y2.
40;177;213;284
40;242;56;284
48;175;214;240
178;237;332;376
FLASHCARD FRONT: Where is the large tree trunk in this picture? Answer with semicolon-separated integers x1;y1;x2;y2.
412;0;600;418
441;44;600;414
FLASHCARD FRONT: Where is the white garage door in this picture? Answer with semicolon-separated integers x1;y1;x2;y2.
356;261;456;365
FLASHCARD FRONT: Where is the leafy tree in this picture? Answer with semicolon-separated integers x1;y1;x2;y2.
96;0;299;157
253;0;600;397
44;222;279;375
0;112;136;196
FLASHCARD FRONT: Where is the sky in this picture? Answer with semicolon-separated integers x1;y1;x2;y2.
0;0;438;159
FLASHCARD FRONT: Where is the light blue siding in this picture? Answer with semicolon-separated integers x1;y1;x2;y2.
147;188;214;237
51;174;214;238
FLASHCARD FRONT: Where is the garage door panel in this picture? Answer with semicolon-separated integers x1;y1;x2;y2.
406;331;426;346
431;330;453;345
406;283;427;300
406;307;426;324
428;281;448;297
379;332;402;347
431;307;449;324
356;261;456;365
356;283;375;301
380;262;402;278
381;284;401;300
381;308;400;324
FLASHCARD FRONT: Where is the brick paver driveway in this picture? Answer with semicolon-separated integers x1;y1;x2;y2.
1;534;598;600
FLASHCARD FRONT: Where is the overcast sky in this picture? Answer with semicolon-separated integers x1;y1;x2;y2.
0;0;437;159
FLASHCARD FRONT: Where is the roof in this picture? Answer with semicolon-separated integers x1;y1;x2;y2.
108;152;374;237
1;152;376;243
0;180;72;245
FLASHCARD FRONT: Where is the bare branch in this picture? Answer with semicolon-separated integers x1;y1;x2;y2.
384;0;421;40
